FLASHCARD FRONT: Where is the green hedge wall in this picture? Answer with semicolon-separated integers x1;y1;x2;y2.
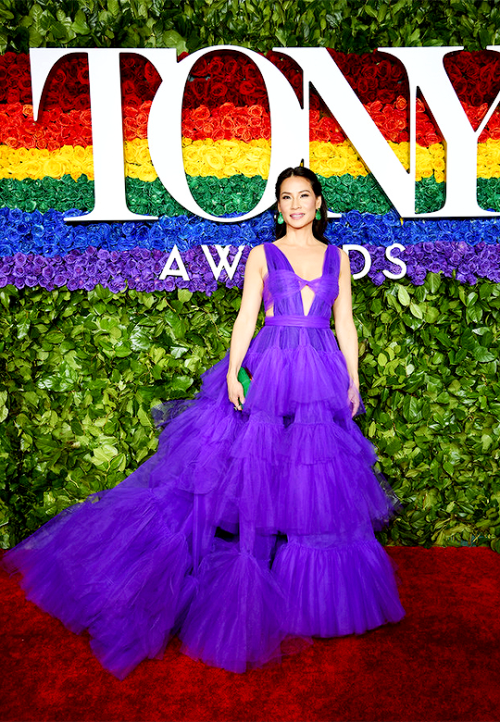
2;0;500;550
1;0;500;55
2;275;500;550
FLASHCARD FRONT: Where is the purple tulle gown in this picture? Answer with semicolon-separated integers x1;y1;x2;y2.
3;242;405;678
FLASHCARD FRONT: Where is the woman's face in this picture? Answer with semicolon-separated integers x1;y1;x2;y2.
277;176;321;230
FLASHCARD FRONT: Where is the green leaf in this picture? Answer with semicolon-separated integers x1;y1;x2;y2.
409;302;423;319
29;3;43;24
170;375;194;393
91;444;119;465
137;406;151;427
377;352;388;367
109;453;127;472
397;285;411;306
424;306;440;323
114;344;132;358
177;289;193;304
72;9;90;35
130;325;151;351
162;29;187;53
391;0;409;14
402;396;423;423
108;0;121;17
364;5;378;19
0;390;8;423
45;331;65;344
425;273;442;294
474;346;496;363
17;318;30;339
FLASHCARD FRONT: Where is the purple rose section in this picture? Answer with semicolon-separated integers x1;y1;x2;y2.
348;242;500;285
1;242;500;293
0;246;248;295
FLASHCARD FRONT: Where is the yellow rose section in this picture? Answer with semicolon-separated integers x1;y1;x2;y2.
0;145;95;182
0;136;499;184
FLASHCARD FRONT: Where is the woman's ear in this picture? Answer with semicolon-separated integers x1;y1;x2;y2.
316;196;322;210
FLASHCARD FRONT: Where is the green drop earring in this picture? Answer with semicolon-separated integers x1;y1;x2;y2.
315;209;321;220
277;212;284;225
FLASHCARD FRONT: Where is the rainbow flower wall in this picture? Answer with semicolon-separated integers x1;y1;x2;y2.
3;0;500;552
3;49;500;292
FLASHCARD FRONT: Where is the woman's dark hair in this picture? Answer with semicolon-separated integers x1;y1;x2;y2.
274;166;329;245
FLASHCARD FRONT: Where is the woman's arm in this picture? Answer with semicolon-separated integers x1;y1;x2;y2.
227;245;266;410
333;250;360;414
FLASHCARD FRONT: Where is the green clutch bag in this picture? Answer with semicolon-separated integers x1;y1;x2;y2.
237;367;253;398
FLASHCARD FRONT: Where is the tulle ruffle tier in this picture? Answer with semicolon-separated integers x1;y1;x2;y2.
179;534;405;674
199;324;358;418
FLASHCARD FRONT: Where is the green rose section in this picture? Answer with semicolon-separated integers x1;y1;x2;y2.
5;174;499;216
1;278;500;551
3;174;500;217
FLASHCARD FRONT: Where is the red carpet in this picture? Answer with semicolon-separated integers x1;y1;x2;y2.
1;546;499;721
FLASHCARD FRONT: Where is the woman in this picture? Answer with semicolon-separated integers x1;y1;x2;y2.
3;167;405;679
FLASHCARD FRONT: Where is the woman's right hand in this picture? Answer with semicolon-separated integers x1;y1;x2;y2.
227;376;245;411
347;381;361;417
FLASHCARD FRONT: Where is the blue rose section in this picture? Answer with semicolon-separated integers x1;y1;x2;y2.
1;207;500;291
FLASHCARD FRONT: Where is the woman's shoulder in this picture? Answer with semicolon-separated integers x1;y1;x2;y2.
244;243;269;280
338;246;350;267
246;243;269;263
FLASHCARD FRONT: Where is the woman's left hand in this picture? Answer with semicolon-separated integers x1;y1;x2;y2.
227;376;245;411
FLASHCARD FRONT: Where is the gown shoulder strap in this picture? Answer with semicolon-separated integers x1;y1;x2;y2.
263;242;289;272
324;244;341;279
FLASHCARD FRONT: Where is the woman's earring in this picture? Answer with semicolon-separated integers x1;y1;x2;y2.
315;209;321;220
277;212;284;225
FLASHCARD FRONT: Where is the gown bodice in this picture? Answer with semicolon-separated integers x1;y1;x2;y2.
262;242;340;323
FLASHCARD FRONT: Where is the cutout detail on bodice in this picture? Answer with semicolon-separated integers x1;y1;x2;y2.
263;243;340;319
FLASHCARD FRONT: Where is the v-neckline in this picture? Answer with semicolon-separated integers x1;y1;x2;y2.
271;242;329;282
269;243;330;318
